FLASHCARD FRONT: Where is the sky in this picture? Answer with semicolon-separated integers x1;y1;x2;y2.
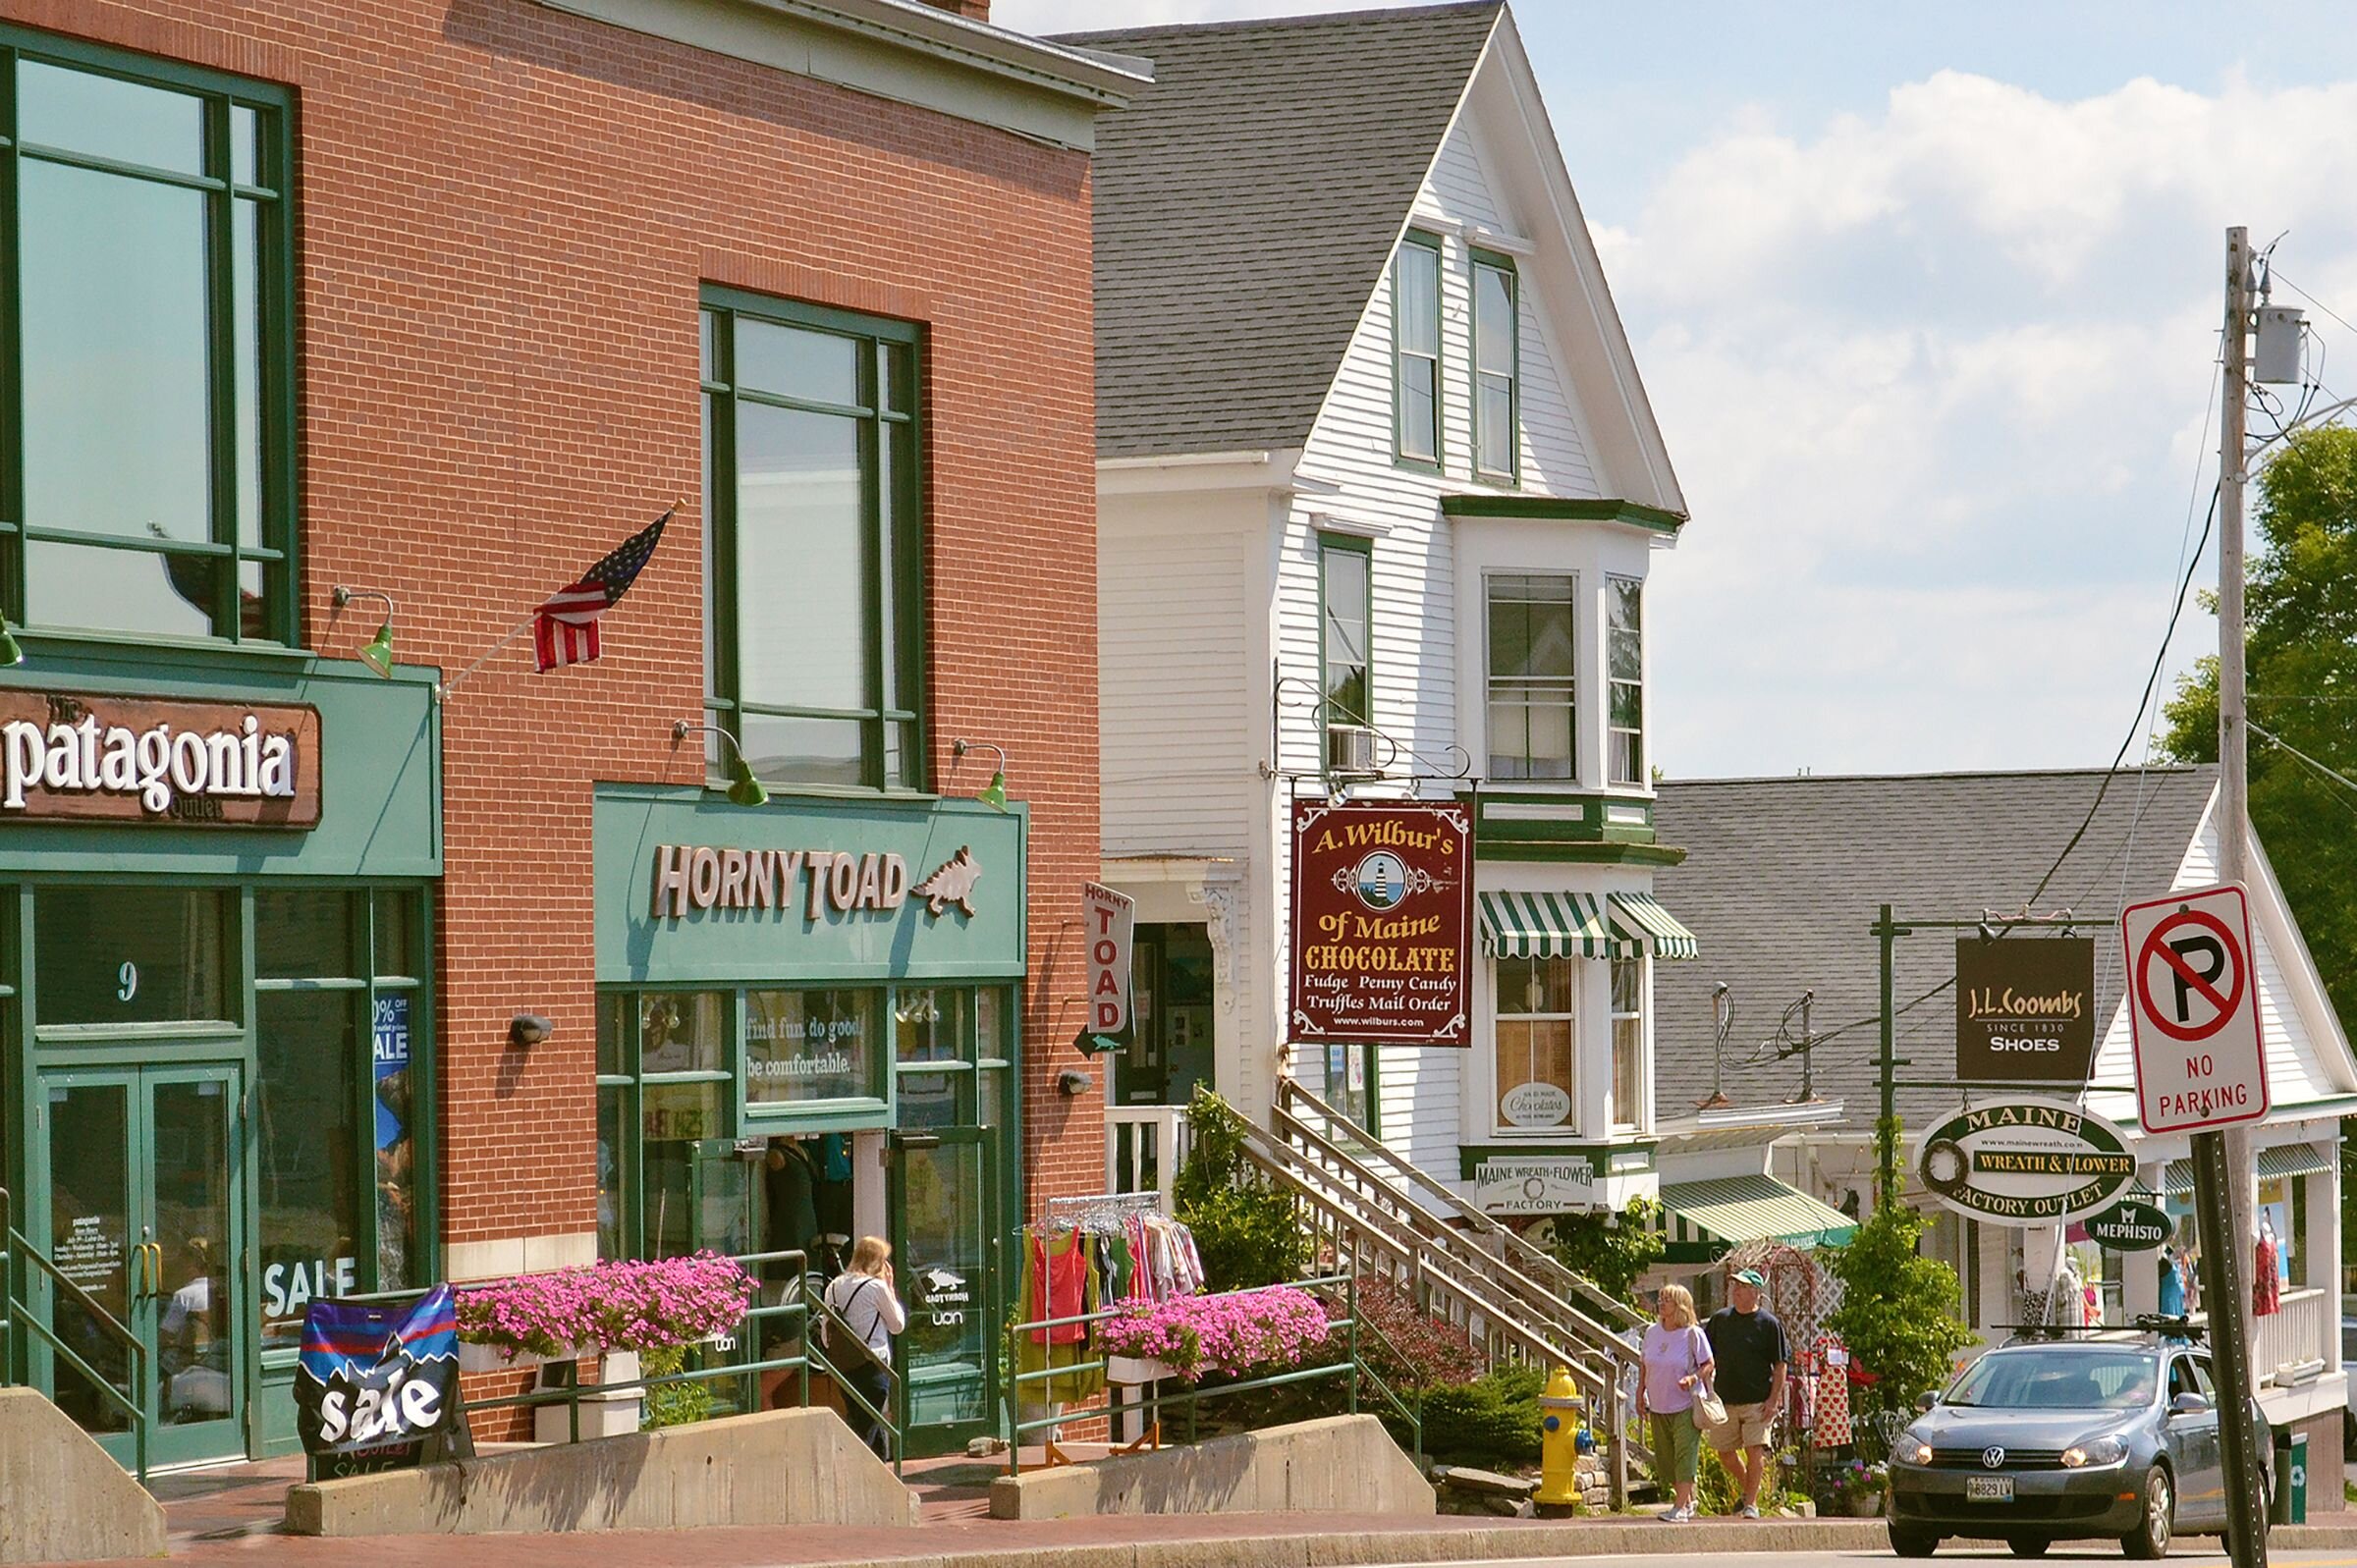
999;0;2357;781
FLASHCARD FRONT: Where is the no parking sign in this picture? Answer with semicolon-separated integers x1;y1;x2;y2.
2119;882;2271;1134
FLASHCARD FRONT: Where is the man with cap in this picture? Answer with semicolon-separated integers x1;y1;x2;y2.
1703;1267;1788;1517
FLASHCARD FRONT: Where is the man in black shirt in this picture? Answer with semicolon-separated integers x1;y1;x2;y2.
1704;1267;1788;1517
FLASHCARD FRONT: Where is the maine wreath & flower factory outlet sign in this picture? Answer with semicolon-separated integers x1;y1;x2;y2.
1915;1096;2137;1226
1288;799;1471;1046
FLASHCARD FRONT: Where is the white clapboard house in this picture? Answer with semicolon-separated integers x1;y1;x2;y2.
1067;2;1716;1235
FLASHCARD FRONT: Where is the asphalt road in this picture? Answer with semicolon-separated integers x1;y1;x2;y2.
1402;1554;2357;1568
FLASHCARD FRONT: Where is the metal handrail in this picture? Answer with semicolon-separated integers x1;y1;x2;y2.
1000;1270;1420;1474
0;1186;152;1481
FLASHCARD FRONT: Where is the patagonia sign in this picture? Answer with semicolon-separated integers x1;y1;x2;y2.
1955;936;2096;1082
2085;1199;2173;1253
1917;1097;2137;1227
294;1284;463;1475
0;689;318;828
1288;800;1472;1047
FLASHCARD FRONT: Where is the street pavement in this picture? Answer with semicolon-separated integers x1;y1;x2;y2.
1398;1554;2357;1568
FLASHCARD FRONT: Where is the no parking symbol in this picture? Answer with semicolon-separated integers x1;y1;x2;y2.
2120;882;2271;1134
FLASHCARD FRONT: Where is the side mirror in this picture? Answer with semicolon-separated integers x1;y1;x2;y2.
2170;1391;2213;1417
1915;1391;1940;1415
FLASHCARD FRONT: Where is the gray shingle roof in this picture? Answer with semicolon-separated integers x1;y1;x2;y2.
1054;4;1503;460
1649;767;2219;1136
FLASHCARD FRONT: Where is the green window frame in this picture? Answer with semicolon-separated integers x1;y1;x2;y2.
1485;571;1576;781
1607;575;1644;785
596;990;740;1263
1392;231;1443;469
1471;249;1519;484
700;287;925;793
0;28;298;645
1317;531;1372;777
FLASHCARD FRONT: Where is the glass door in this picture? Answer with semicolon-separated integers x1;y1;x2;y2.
888;1128;996;1456
39;1063;247;1469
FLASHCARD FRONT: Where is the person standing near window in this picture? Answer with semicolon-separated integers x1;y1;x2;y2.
823;1235;905;1458
1704;1267;1789;1518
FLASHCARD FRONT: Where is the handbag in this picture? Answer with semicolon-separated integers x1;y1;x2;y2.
1689;1327;1730;1432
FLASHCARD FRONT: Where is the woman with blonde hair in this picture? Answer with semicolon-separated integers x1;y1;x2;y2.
1639;1281;1715;1522
822;1235;905;1457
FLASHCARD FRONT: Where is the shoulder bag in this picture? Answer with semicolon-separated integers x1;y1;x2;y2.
1689;1325;1729;1433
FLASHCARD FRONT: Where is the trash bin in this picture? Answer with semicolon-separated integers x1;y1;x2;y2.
2271;1428;2307;1525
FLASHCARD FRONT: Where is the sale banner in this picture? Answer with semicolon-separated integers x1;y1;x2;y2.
1288;800;1472;1046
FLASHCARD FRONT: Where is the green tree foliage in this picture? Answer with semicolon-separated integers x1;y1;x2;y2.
2161;426;2357;1032
1825;1203;1973;1414
1174;1085;1312;1290
1547;1198;1667;1306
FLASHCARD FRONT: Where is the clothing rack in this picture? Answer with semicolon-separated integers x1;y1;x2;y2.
1040;1191;1163;1233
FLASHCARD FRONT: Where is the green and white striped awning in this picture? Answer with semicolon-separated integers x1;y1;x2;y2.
1656;1174;1859;1263
1478;891;1617;959
1610;892;1699;961
2161;1142;2331;1196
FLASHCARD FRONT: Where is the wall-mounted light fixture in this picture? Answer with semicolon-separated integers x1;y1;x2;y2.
0;613;23;668
509;1013;554;1048
331;586;399;677
1056;1067;1093;1097
672;720;769;808
951;738;1009;812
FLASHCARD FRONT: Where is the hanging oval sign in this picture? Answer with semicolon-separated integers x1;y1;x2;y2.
1915;1096;2137;1228
2085;1199;2173;1253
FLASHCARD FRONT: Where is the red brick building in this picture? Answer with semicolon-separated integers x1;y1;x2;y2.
0;0;1136;1464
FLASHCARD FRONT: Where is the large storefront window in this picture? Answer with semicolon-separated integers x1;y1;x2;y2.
1495;953;1577;1133
894;987;1014;1131
1;32;297;643
33;886;231;1025
748;988;881;1106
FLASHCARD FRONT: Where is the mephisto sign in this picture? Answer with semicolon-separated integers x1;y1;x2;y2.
0;689;321;828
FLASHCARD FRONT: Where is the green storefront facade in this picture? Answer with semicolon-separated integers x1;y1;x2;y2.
0;638;440;1467
592;784;1026;1457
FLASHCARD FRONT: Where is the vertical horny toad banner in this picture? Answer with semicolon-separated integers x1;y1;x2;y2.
1288;799;1472;1047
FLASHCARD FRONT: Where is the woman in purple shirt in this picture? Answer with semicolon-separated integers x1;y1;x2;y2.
1638;1282;1714;1522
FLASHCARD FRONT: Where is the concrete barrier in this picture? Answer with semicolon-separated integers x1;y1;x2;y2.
0;1386;167;1563
988;1414;1434;1520
283;1406;916;1537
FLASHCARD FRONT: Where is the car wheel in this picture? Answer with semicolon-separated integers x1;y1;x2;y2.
2121;1466;2173;1560
1890;1523;1942;1558
2009;1539;2052;1558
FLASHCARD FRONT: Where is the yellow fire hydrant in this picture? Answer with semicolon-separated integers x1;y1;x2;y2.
1535;1365;1583;1508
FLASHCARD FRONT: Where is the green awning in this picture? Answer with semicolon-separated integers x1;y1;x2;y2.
1478;891;1617;959
1610;891;1699;960
1657;1174;1858;1262
2161;1142;2331;1196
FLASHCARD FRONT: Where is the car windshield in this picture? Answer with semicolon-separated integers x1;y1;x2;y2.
1944;1349;2159;1410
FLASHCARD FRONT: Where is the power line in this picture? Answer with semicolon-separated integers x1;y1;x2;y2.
2273;272;2357;340
2250;719;2357;806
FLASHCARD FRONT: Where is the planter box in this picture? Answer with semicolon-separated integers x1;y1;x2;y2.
1107;1355;1176;1385
459;1340;579;1375
533;1387;643;1444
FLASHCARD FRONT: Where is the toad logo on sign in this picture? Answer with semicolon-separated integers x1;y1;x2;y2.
2120;883;2271;1134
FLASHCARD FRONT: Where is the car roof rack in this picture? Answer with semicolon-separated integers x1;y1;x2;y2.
1994;1315;2205;1346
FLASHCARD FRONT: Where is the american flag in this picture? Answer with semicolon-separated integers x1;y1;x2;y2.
533;508;672;673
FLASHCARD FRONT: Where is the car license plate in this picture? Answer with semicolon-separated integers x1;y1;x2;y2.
1965;1477;2014;1502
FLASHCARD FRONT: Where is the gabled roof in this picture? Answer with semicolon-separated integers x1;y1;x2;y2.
1054;3;1503;460
1649;768;2219;1135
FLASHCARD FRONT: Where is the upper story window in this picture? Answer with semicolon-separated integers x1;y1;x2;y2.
1471;251;1518;482
1607;576;1644;785
1609;956;1645;1131
1486;573;1574;781
2;35;296;644
1393;233;1442;467
1319;532;1371;774
1495;952;1575;1133
701;290;923;790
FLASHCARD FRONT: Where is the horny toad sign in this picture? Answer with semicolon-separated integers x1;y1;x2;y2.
1915;1097;2137;1227
0;688;318;827
1288;800;1471;1046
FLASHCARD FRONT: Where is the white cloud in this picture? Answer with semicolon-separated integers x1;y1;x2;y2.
1621;70;2357;777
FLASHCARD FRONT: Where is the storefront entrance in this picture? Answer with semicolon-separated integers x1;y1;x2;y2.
890;1127;999;1455
37;1061;246;1469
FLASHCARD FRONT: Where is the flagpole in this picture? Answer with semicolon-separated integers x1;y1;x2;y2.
431;502;684;701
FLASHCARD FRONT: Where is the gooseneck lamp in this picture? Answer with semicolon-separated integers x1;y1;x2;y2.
0;613;23;668
330;586;399;677
672;720;770;808
951;737;1009;812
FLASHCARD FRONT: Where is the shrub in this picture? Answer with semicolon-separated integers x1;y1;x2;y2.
1174;1087;1311;1289
1825;1202;1972;1414
639;1344;713;1430
1547;1198;1666;1307
1413;1365;1546;1465
1338;1276;1487;1390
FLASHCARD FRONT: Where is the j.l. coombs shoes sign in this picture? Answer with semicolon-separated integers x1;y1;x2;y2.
0;689;320;828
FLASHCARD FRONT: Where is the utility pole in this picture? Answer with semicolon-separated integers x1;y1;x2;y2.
2202;224;2269;1568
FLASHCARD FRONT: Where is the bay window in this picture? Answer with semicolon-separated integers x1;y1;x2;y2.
1494;953;1575;1132
1487;573;1575;780
1610;957;1645;1131
1608;576;1644;785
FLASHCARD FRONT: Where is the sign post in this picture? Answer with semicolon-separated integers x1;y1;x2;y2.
2122;878;2270;1566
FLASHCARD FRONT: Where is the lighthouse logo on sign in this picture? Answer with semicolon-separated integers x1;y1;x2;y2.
2119;882;2271;1134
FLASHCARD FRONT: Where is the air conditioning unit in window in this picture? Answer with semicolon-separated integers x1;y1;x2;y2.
1326;723;1380;779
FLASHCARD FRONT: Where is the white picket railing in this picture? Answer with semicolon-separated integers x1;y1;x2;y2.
1104;1104;1192;1209
2252;1284;2330;1384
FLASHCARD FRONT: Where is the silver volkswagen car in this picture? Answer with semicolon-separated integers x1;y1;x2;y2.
1887;1331;2269;1558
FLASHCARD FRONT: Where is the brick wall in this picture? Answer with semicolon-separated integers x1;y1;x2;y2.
16;0;1103;1241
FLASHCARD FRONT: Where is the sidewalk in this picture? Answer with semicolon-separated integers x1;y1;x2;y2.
101;1458;2357;1568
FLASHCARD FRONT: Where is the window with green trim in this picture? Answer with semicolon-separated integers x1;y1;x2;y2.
1318;533;1371;774
1393;233;1442;466
1471;252;1518;481
1607;576;1643;785
0;32;297;643
700;290;923;790
1486;572;1574;781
